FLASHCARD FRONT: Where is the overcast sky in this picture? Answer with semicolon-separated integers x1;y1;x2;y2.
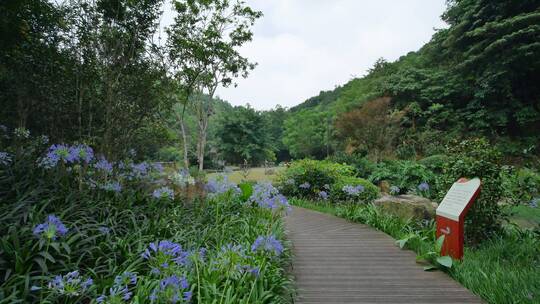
161;0;448;110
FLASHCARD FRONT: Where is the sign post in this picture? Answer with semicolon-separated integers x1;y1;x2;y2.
435;178;481;260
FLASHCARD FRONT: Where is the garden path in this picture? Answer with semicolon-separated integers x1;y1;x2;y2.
285;207;482;304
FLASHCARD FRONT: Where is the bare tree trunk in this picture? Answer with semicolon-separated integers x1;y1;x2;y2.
195;83;217;172
180;118;190;169
176;101;191;169
197;119;208;171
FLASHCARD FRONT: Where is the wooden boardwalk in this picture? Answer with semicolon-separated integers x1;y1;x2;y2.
285;207;481;304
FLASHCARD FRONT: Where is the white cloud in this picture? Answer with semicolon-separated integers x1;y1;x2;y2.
163;0;448;110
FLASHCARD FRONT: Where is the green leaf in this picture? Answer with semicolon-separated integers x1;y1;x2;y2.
239;182;253;202
435;235;445;253
436;256;453;268
396;238;407;249
423;265;437;271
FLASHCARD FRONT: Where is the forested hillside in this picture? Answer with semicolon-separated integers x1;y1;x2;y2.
1;0;538;167
283;0;540;162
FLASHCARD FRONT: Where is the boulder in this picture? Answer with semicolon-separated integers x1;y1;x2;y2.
373;194;436;221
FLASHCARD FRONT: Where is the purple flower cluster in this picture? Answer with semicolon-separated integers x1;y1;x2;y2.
418;182;430;192
70;144;94;163
152;163;164;174
39;144;94;168
152;187;174;200
100;181;122;193
205;176;240;197
249;182;290;211
130;162;150;177
98;226;111;235
96;272;137;303
390;186;400;195
251;235;284;256
318;191;329;200
94;156;113;173
149;275;191;303
285;178;295;185
0;151;12;166
299;182;311;189
342;185;365;196
530;198;538;208
142;240;190;274
238;265;260;277
33;215;69;240
46;270;93;296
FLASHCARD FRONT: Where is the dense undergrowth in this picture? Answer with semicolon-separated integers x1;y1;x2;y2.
0;131;292;303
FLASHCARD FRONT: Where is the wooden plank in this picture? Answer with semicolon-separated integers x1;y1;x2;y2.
286;207;482;304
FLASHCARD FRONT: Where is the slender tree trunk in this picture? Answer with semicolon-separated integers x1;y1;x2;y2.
197;120;208;171
180;119;190;169
195;84;217;172
177;102;190;169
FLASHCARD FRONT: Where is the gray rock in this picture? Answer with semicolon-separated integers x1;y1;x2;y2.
373;194;436;221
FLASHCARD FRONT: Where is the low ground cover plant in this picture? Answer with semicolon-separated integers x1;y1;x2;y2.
0;131;292;303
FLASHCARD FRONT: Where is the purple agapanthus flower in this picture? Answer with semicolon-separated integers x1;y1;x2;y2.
149;275;191;303
152;163;164;174
33;215;69;240
251;235;284;256
390;186;400;195
318;191;329;200
239;265;260;277
96;272;137;303
39;144;71;168
299;182;311;189
97;285;132;303
94;156;113;173
98;226;111;235
46;270;93;296
418;182;430;192
141;240;189;267
68;144;94;164
100;181;122;193
114;272;137;286
131;162;149;177
342;185;365;196
152;187;174;200
249;182;290;211
205;176;240;197
530;198;538;208
0;151;12;166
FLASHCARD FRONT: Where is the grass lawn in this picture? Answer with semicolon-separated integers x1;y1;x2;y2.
509;205;540;228
291;199;540;304
207;167;284;184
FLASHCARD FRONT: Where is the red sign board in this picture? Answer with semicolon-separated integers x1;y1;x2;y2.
435;178;481;260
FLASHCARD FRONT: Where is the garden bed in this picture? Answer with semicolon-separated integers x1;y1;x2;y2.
0;136;293;303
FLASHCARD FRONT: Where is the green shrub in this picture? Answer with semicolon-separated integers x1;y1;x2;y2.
330;176;380;203
437;138;508;245
369;160;436;196
418;154;449;174
327;152;376;178
501;167;540;205
276;159;355;198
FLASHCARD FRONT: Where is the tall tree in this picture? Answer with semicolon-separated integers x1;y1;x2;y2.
216;105;271;165
168;0;262;170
